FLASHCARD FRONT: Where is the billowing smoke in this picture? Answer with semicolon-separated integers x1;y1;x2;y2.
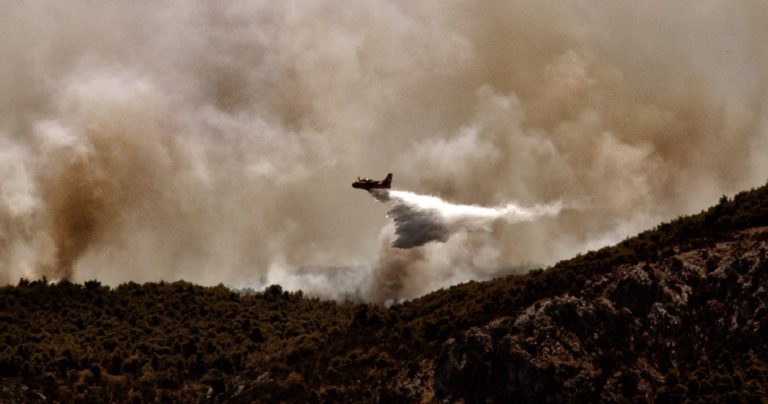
365;189;561;301
372;189;561;248
1;1;767;302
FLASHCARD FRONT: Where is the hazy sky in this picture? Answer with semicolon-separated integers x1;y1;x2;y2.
1;1;766;301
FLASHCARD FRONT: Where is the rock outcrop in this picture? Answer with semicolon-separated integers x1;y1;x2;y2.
432;228;768;402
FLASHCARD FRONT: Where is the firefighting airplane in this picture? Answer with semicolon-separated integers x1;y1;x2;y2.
352;173;392;190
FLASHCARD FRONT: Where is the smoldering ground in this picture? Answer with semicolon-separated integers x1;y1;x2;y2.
1;1;767;302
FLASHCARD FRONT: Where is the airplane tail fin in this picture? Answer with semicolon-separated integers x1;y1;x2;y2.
383;173;393;188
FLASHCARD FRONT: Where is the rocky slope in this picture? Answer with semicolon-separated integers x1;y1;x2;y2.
426;227;768;402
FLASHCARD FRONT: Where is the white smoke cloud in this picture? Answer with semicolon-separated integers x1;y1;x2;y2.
0;1;766;301
361;189;561;302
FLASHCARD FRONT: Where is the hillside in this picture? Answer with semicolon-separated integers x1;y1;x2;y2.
2;181;768;402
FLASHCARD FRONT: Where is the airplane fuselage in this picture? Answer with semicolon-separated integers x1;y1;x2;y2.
352;173;392;190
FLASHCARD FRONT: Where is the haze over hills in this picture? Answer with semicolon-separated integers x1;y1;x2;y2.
1;181;767;402
2;1;768;303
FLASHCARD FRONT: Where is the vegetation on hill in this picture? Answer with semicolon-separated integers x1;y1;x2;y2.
1;180;767;402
